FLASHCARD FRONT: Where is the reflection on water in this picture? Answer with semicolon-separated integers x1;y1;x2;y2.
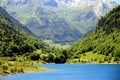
0;64;120;80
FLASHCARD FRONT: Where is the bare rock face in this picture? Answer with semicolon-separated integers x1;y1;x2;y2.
1;0;118;8
105;0;118;8
1;0;31;7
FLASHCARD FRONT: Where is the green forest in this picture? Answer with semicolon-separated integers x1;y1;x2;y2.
0;4;120;74
68;5;120;63
0;6;43;56
0;6;67;62
0;7;67;74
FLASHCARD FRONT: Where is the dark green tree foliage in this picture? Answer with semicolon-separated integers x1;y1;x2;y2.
96;5;120;33
29;53;40;60
2;64;8;72
0;7;46;56
0;7;68;63
69;5;120;59
40;47;67;63
55;55;67;64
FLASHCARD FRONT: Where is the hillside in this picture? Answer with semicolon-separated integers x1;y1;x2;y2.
0;7;47;57
0;6;68;65
68;5;120;63
0;7;49;74
0;0;118;44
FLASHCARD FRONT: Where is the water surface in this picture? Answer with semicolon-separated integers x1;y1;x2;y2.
0;64;120;80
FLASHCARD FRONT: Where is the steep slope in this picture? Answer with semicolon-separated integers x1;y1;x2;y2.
69;5;120;63
0;7;68;63
0;0;118;44
0;7;46;56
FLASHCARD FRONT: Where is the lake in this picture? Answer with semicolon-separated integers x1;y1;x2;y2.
0;64;120;80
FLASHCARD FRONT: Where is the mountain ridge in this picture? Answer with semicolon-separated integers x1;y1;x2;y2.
0;0;118;44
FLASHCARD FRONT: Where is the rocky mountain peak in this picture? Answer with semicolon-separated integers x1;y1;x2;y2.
1;0;118;8
56;0;102;7
56;0;118;9
105;0;118;8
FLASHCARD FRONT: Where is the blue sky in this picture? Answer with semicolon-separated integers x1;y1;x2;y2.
112;0;120;4
111;0;120;4
103;0;120;4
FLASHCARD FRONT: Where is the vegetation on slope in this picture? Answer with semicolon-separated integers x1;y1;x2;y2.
0;0;116;44
0;57;48;75
0;7;69;74
0;6;49;74
0;6;68;63
2;2;83;44
68;5;120;63
0;7;46;57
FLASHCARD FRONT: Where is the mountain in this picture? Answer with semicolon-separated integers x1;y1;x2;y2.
68;5;120;63
0;0;118;44
0;7;68;63
0;6;46;56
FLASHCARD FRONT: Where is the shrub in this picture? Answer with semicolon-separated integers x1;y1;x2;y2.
10;67;17;73
29;53;40;60
10;57;17;61
0;60;2;65
8;62;13;66
2;64;8;72
18;68;24;73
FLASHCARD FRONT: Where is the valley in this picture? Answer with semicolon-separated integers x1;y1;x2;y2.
0;0;118;44
0;0;120;77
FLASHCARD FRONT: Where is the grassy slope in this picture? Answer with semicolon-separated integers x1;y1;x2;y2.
0;6;48;56
68;5;120;63
67;52;118;64
0;57;49;75
0;1;100;44
0;7;51;74
0;6;67;74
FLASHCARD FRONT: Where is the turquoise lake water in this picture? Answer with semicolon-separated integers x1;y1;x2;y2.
0;64;120;80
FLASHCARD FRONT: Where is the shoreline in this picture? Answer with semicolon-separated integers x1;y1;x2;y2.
0;62;119;76
0;61;49;76
0;66;49;76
